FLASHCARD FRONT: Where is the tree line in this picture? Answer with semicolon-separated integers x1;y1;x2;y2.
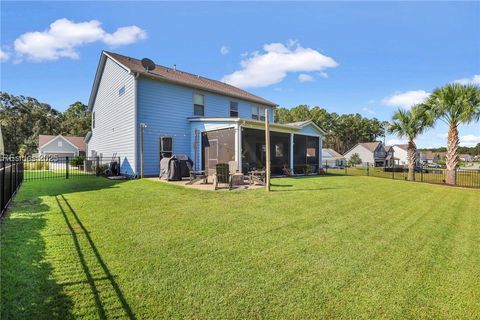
275;105;388;154
0;92;91;155
418;144;480;157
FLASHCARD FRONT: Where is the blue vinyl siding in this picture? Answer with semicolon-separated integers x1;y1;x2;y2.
88;57;136;174
137;77;273;176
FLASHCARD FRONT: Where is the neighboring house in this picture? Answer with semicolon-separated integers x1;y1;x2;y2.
419;151;443;164
392;144;421;166
459;154;473;162
322;148;346;167
86;51;325;176
38;135;86;158
343;141;395;167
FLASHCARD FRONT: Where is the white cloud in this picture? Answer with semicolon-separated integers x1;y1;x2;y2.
460;134;480;147
435;133;480;147
436;133;448;139
318;71;328;78
220;45;230;55
240;51;249;57
102;26;147;46
454;74;480;85
0;49;9;62
387;139;406;145
13;18;146;62
382;90;430;109
222;41;338;88
362;107;376;115
298;73;314;82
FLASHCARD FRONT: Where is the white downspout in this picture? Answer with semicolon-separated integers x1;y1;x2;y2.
236;122;243;172
290;133;294;174
133;72;140;176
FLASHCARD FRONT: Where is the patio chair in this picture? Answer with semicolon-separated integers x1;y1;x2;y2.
213;163;232;190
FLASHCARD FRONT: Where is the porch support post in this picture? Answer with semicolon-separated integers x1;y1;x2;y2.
290;133;294;174
235;123;242;172
319;136;323;171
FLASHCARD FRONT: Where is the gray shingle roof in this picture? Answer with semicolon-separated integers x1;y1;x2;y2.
105;51;277;107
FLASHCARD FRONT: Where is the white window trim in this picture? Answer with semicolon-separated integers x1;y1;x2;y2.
193;92;205;116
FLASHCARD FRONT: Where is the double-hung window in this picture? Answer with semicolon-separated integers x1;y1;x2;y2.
193;93;205;116
251;106;266;121
230;101;239;117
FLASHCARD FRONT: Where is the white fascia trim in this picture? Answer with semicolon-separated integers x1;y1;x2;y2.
88;52;132;112
292;120;326;135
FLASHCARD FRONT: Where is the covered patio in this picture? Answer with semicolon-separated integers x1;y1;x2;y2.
190;118;325;177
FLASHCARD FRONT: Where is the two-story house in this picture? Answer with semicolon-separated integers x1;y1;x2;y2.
343;141;395;167
86;51;325;177
392;144;421;166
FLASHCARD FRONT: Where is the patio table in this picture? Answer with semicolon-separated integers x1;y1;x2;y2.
188;170;208;185
248;170;266;185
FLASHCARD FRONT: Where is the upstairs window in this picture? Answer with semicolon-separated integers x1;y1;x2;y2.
230;101;239;117
58;141;63;147
119;86;125;96
160;136;173;158
251;106;266;121
92;112;95;129
193;93;205;116
251;106;259;120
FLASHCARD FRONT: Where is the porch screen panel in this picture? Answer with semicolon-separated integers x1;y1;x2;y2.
241;128;265;174
202;128;235;176
241;128;290;175
293;134;307;174
293;134;319;174
306;136;319;172
270;131;291;175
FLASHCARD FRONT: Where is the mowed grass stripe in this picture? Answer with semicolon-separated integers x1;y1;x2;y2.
1;175;479;319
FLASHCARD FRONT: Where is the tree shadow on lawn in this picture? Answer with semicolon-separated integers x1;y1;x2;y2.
55;194;136;320
1;177;133;319
0;202;75;319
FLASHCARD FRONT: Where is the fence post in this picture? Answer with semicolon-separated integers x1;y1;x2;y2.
421;166;423;182
1;160;4;214
367;163;369;176
96;156;100;176
325;160;328;174
66;157;69;179
11;160;15;198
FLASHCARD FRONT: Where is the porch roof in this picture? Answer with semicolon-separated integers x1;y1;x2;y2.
188;117;324;135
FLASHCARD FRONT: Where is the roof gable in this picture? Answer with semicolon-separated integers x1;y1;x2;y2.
39;134;86;151
286;120;326;135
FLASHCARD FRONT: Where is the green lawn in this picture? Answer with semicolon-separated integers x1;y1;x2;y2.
1;176;479;319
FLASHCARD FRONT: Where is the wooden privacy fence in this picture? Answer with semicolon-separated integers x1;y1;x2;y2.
1;160;24;217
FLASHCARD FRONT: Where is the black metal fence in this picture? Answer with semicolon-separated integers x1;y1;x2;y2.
23;156;121;181
323;161;480;189
1;160;24;217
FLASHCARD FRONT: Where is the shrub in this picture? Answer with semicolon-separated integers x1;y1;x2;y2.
70;156;86;167
24;161;49;170
348;153;362;166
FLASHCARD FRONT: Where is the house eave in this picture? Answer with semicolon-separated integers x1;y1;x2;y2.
139;73;278;108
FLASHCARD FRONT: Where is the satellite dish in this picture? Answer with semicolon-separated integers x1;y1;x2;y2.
141;58;156;71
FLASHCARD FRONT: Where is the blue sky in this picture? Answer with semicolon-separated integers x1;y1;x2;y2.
1;1;479;148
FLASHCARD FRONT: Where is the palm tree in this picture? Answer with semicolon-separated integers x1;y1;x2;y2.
388;106;431;181
423;84;480;185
